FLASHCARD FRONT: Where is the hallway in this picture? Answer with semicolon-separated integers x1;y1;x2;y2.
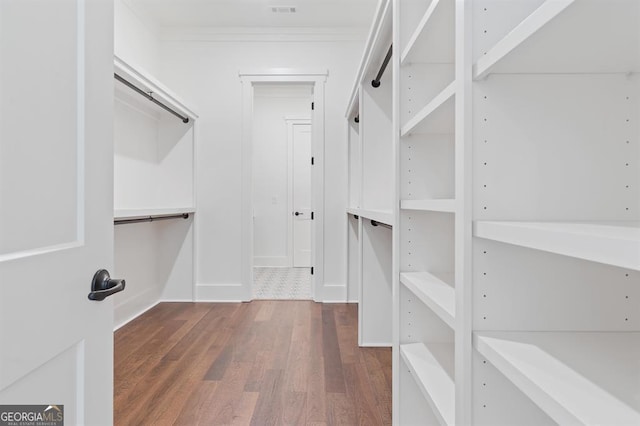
114;301;392;425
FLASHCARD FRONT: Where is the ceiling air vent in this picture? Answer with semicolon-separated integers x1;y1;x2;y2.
271;6;296;13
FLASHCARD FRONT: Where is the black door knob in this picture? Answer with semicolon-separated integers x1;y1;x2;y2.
88;269;126;301
295;212;301;216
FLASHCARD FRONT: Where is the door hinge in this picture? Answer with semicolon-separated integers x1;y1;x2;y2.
311;212;314;220
311;157;314;165
311;266;314;275
311;102;315;110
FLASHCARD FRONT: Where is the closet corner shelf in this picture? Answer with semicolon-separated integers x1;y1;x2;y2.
474;221;640;271
346;208;394;226
114;55;199;120
474;332;640;425
400;342;455;426
473;0;574;79
401;199;456;213
114;207;195;220
400;271;455;329
401;81;455;137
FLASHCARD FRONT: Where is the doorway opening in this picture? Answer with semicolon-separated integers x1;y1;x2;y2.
240;69;327;302
251;84;312;299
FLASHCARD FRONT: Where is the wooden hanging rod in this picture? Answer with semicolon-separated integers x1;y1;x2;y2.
114;73;190;124
114;213;190;226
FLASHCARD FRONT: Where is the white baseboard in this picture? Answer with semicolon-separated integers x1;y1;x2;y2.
322;283;348;302
196;283;249;301
114;298;160;331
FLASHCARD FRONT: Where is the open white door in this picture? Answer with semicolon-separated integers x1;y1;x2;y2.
292;123;312;267
0;0;115;424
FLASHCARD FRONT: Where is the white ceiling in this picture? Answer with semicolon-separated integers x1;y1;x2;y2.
125;0;379;29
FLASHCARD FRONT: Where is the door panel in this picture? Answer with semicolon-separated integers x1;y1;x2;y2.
293;124;312;267
0;0;114;424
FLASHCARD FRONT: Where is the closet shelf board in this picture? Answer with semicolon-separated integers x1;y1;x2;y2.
400;343;455;426
114;55;199;120
474;332;640;425
474;221;640;271
400;271;455;329
114;207;195;220
401;81;455;137
345;0;392;117
400;0;452;66
400;199;456;213
473;0;574;79
346;208;394;226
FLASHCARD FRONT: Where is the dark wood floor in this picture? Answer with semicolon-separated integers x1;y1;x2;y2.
114;301;392;425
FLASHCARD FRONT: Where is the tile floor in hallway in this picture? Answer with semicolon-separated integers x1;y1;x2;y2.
253;267;312;300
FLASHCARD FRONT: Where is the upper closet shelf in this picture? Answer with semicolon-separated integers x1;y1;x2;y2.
475;332;640;425
400;272;455;329
401;81;455;136
474;221;640;271
400;342;455;426
401;199;456;213
344;0;391;117
114;207;195;220
473;0;639;79
347;208;394;226
400;0;455;66
114;56;199;122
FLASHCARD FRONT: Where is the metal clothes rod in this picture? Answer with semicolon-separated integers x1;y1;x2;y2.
371;44;392;88
371;220;392;230
114;73;190;124
114;213;190;226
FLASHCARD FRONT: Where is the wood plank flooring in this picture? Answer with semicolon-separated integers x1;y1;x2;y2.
114;301;392;425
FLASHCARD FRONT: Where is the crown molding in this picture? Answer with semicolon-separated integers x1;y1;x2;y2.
160;26;369;42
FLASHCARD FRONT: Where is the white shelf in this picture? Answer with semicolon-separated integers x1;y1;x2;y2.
401;81;455;137
400;0;454;66
473;0;640;78
114;207;195;220
114;55;198;120
400;272;455;329
401;199;455;213
401;342;455;426
474;221;640;271
346;207;394;227
474;332;640;425
473;0;574;79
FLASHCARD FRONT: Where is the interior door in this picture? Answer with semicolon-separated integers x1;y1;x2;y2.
0;0;115;424
293;123;312;267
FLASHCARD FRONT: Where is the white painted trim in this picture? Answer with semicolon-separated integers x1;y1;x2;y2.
241;71;327;302
113;299;161;331
161;26;368;43
240;68;329;78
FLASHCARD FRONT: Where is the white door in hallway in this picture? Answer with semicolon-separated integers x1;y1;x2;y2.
292;123;312;267
0;0;115;424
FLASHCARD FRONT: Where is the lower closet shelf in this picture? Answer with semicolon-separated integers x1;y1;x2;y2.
400;271;455;328
400;342;455;426
474;331;640;425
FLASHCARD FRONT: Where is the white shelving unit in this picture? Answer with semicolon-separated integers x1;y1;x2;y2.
347;0;639;423
471;0;640;424
113;56;199;327
345;0;394;346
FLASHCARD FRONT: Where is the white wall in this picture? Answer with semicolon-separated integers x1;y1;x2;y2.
156;35;365;300
253;85;311;267
114;0;159;74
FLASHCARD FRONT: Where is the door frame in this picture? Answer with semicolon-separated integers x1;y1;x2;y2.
239;69;327;302
285;116;311;267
